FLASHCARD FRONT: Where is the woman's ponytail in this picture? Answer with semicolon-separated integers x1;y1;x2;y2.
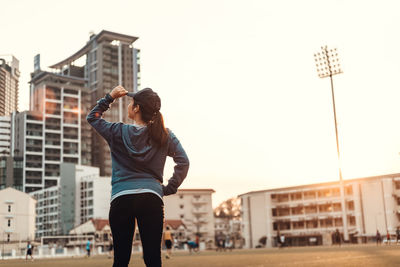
132;88;169;147
148;111;168;147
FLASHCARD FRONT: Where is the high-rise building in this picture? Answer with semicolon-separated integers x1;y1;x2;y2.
12;64;91;192
240;173;400;248
0;55;20;116
49;30;141;176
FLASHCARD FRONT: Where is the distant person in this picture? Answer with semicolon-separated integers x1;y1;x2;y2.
108;237;114;259
335;229;341;246
216;232;224;252
225;235;233;251
186;238;199;254
87;86;189;267
26;241;34;261
396;227;400;243
195;234;200;251
280;234;285;248
276;230;282;248
386;232;391;245
164;226;173;259
376;230;382;245
86;239;91;257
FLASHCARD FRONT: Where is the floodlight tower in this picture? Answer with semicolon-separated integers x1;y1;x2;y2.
314;46;348;242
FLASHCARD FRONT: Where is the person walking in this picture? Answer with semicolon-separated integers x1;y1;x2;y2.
25;241;34;261
87;86;189;267
334;229;341;247
108;237;114;259
376;230;382;245
386;232;391;245
163;226;173;259
86;239;91;257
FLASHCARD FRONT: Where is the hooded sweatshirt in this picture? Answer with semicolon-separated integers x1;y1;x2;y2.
87;94;189;201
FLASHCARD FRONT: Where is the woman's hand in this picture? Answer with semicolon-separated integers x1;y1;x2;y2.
110;85;128;99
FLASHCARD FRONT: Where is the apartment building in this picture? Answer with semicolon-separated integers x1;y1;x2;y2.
164;189;215;245
0;187;36;242
49;30;141;176
60;163;111;234
0;155;23;190
0;55;19;116
240;173;400;248
30;164;111;238
30;185;60;238
11;66;91;193
0;116;11;155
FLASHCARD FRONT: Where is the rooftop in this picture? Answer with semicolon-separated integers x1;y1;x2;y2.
238;172;400;197
49;30;139;69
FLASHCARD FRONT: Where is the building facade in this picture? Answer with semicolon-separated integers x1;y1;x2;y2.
30;185;60;238
60;163;111;234
30;164;110;238
0;55;19;116
49;30;141;176
240;173;400;248
164;189;215;246
12;66;91;192
0;187;36;242
0;116;11;155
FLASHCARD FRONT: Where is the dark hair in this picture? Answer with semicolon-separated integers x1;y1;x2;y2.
133;88;169;147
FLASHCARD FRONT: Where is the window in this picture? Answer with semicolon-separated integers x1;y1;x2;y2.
7;234;10;242
179;195;183;199
7;219;10;227
180;214;184;219
180;205;184;209
8;205;11;212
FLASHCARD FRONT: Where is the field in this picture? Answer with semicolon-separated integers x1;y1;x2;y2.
2;245;400;266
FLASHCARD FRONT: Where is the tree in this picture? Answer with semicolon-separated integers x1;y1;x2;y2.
214;197;241;219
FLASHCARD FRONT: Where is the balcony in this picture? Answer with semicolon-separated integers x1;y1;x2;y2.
192;207;208;214
192;198;208;205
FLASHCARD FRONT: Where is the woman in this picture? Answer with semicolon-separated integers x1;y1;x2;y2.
87;86;189;267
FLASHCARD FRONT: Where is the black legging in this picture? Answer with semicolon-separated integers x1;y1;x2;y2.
109;193;164;267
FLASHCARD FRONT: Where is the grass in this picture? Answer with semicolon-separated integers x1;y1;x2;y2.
2;244;400;266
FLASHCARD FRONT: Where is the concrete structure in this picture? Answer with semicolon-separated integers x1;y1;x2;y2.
164;189;215;246
49;30;141;177
69;219;111;250
30;164;110;238
0;187;36;242
60;163;111;234
0;156;23;190
0;55;19;116
11;64;91;192
30;186;60;238
0;116;11;155
239;173;400;248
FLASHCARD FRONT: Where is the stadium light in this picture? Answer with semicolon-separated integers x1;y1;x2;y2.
314;46;348;242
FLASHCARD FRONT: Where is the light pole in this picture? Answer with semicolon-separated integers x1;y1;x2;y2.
314;46;349;242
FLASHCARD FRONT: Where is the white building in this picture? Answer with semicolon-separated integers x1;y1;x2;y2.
60;163;111;232
30;164;111;237
0;116;11;155
164;189;215;246
240;173;400;248
0;187;36;242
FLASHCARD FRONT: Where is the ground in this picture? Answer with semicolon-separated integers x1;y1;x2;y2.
2;245;400;266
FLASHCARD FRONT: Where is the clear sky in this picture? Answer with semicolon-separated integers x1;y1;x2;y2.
2;0;400;206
